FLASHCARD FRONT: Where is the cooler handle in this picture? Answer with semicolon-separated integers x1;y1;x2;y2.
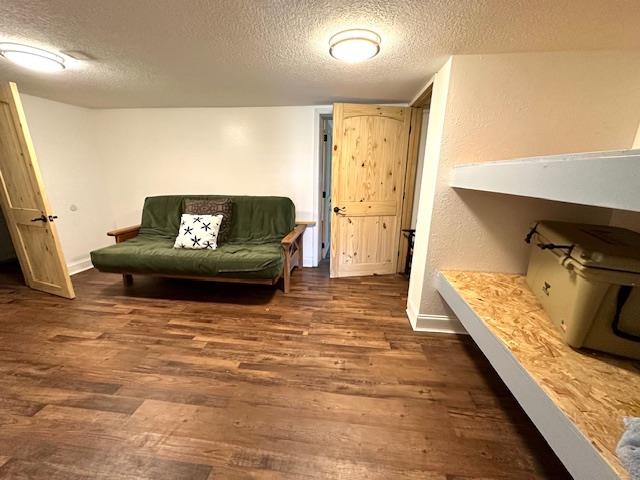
525;223;538;244
611;286;640;343
536;243;575;254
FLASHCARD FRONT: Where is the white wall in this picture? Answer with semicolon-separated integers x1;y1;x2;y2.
407;59;452;329
410;51;640;326
21;94;113;272
93;106;320;266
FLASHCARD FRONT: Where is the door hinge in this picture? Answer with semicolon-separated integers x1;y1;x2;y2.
323;134;328;142
322;242;325;249
322;191;326;198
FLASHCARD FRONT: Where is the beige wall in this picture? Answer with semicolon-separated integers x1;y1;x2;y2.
445;52;640;165
411;51;640;319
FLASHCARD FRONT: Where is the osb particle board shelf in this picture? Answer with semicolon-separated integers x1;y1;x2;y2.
436;271;640;480
450;148;640;212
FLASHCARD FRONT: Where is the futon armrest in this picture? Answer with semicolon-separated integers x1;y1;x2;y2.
281;224;307;246
107;225;141;243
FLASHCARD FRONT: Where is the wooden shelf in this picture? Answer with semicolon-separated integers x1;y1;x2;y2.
436;271;640;480
451;149;640;212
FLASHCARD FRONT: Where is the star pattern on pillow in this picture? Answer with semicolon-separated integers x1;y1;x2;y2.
173;213;223;250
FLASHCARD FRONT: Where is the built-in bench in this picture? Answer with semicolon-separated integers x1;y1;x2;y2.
437;270;639;480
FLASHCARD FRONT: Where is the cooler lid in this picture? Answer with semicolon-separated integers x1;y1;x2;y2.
534;221;640;274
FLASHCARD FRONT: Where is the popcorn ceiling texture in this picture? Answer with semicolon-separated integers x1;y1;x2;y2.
1;0;640;107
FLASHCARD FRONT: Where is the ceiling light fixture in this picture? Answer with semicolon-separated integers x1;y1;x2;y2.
329;29;381;63
0;43;65;72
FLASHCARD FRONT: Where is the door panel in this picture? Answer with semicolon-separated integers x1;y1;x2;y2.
339;201;397;216
330;103;411;278
334;215;397;270
0;82;74;298
0;102;41;208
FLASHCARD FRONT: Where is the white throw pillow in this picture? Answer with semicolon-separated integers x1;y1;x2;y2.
173;214;223;250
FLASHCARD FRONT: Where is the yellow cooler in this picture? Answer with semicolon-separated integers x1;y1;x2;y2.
525;221;640;360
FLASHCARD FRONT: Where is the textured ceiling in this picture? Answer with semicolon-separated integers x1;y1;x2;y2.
1;0;639;108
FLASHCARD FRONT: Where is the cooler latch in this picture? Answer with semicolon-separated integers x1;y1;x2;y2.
524;223;538;244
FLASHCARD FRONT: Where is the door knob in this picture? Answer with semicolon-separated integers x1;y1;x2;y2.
333;206;345;214
31;214;47;222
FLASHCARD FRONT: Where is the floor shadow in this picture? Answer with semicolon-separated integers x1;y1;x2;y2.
574;346;640;374
457;336;573;479
0;260;23;287
93;273;278;306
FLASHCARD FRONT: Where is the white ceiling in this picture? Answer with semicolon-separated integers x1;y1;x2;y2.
1;0;639;108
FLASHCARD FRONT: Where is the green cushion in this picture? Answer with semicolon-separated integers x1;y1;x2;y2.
139;195;295;243
90;195;295;280
90;236;284;279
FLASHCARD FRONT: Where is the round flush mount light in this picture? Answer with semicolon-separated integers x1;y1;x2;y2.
0;43;65;72
329;29;381;63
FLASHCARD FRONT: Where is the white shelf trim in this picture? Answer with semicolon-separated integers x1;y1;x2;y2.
435;272;621;480
451;148;640;212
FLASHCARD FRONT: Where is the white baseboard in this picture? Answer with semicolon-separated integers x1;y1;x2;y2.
406;300;420;329
406;301;467;334
67;257;93;276
414;314;467;334
303;256;315;268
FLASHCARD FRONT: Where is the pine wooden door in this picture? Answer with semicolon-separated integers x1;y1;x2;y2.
0;82;74;298
330;103;411;278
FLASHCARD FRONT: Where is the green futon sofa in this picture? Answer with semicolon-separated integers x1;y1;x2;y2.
90;195;307;293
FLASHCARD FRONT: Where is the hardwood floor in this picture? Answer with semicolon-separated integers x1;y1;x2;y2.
0;263;570;479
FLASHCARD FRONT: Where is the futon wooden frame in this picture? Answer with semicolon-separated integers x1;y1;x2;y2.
106;223;308;293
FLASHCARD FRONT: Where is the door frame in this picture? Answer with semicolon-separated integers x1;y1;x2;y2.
318;114;332;261
330;103;412;278
396;107;424;274
395;83;434;273
312;106;333;267
312;101;430;274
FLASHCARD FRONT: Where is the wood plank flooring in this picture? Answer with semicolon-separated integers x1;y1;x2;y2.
0;263;570;479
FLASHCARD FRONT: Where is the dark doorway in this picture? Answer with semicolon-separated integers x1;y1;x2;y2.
0;209;21;286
